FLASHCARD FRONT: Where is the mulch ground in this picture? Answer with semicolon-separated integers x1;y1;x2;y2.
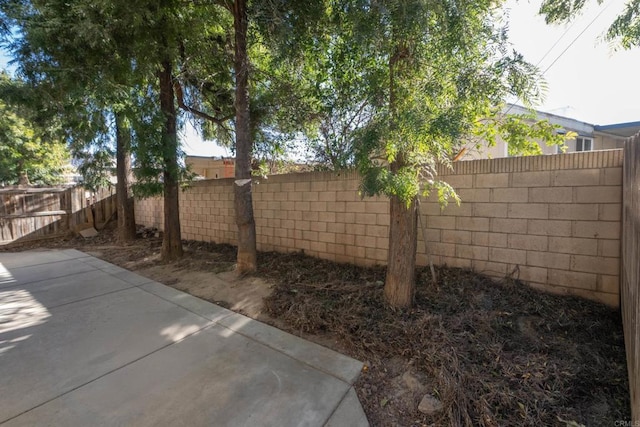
2;230;630;426
259;251;629;427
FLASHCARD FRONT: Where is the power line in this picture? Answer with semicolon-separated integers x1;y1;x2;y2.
501;2;612;119
541;1;612;76
534;14;579;68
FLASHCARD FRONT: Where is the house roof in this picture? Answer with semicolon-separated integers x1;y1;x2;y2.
594;121;640;138
185;155;232;160
505;104;594;135
506;104;639;140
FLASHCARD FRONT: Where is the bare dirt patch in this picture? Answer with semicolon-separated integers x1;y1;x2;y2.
2;226;630;426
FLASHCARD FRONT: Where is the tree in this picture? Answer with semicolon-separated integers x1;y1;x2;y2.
114;113;136;242
230;0;257;273
3;0;142;242
304;13;376;170
3;0;219;254
0;99;68;186
0;74;69;186
158;49;183;260
540;0;640;49
173;1;326;273
335;0;556;308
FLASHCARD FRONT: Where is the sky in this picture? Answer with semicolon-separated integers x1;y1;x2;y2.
504;0;638;125
179;121;229;158
1;0;638;157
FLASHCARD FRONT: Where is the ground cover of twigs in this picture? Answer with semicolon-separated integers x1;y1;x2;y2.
260;251;629;427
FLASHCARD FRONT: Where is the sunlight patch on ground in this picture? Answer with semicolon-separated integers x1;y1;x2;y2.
0;334;31;356
0;288;51;334
0;263;16;287
160;323;205;342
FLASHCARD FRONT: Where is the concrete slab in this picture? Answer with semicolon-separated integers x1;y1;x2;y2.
93;263;128;274
0;269;134;309
113;269;155;286
0;258;95;289
140;281;235;322
0;287;212;422
0;262;16;289
325;387;370;427
78;257;132;276
4;324;351;427
0;250;369;426
59;249;93;260
0;250;83;269
79;256;117;270
219;312;363;384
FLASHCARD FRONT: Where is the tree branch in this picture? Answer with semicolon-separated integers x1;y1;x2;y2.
172;79;233;126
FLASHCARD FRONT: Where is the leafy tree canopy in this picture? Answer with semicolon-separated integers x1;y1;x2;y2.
0;73;69;185
336;0;559;206
540;0;640;49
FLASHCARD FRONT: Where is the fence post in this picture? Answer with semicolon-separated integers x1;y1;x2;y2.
70;187;84;231
622;133;640;421
64;188;72;232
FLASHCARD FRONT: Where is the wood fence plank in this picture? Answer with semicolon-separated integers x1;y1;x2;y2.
622;133;640;421
0;186;117;244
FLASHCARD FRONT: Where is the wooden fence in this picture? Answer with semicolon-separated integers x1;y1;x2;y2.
0;186;116;244
622;133;640;421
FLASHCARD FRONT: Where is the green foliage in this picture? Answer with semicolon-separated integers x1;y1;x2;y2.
540;0;640;49
477;111;574;157
303;5;380;170
3;0;132;189
3;0;338;187
131;113;194;198
0;74;69;186
0;103;69;186
75;148;114;191
247;41;321;166
608;0;640;49
342;0;551;206
4;0;207;195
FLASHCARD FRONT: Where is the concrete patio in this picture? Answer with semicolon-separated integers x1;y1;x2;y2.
0;249;368;426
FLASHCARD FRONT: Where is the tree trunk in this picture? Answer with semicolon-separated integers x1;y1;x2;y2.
233;0;257;274
17;159;29;186
115;112;137;243
385;194;418;308
159;58;183;261
384;41;417;308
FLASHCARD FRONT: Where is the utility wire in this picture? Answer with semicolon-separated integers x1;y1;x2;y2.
534;13;579;68
541;2;612;75
501;2;612;120
459;5;609;160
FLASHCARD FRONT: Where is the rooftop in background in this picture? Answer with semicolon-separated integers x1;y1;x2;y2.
506;104;639;140
464;104;638;160
594;122;640;138
185;156;235;180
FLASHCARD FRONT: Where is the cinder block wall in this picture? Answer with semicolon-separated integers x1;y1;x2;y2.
134;150;623;306
422;150;622;307
135;197;165;230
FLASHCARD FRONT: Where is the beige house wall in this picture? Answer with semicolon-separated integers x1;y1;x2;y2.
185;156;235;179
467;134;625;159
595;133;625;150
562;134;624;152
135;149;623;307
462;138;508;160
